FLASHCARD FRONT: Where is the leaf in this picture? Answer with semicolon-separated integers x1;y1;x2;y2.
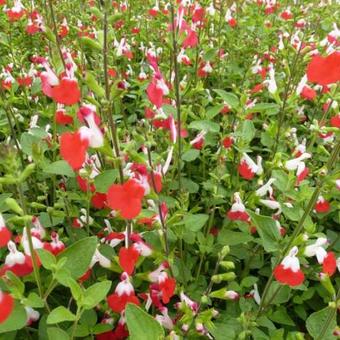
182;149;200;162
37;249;57;270
80;37;102;51
306;307;337;340
183;214;209;232
240;120;256;144
82;281;112;310
47;306;77;324
213;89;240;109
85;72;105;98
218;230;253;246
125;304;164;340
249;212;281;252
270;307;295;326
94;169;118;193
43;160;75;178
246;103;280;115
188;120;220;133
0;302;27;333
47;327;70;340
206;104;224;119
24;292;45;308
57;237;97;279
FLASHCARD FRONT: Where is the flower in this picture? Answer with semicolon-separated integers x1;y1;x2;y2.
0;290;14;324
119;246;140;275
306;52;340;86
304;238;336;276
273;246;305;287
43;232;65;256
0;214;11;248
107;273;140;313
238;153;262;180
0;241;34;277
60;129;90;170
107;179;145;219
314;196;330;213
227;192;249;222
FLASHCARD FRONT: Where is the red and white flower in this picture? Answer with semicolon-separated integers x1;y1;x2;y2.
314;196;331;214
274;246;305;287
238;153;262;180
227;192;250;222
107;272;140;313
304;238;336;276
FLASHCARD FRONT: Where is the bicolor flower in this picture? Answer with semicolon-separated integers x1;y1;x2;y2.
227;192;249;222
107;272;140;313
273;246;305;287
0;241;34;277
238;153;262;180
304;238;336;276
285;153;311;171
43;232;65;256
119;246;140;275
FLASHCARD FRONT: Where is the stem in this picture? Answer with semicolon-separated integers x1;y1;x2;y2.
256;139;340;318
146;146;170;260
47;0;66;69
71;308;82;340
170;2;182;192
102;0;124;184
17;185;43;298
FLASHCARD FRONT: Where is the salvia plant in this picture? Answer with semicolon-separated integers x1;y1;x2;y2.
0;0;339;339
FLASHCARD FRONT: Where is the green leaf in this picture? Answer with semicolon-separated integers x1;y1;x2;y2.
24;292;45;308
5;271;25;296
183;214;209;232
213;89;240;109
82;281;112;310
94;169;118;193
0;302;27;333
85;72;105;98
188;120;220;133
240;120;256;144
246;103;280;115
57;237;97;279
125;304;164;340
249;212;281;252
47;327;70;340
270;307;295;326
306;307;337;340
37;249;57;270
182;149;200;162
43;160;75;178
47;306;77;324
206;104;224;119
218;230;253;246
80;37;102;51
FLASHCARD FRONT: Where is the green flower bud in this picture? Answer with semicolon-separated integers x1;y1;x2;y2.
5;198;24;216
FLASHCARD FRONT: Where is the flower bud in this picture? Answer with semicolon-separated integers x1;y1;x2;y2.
5;198;24;216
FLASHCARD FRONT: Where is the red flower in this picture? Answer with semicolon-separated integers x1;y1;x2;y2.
91;192;107;209
306;52;340;86
147;79;164;108
0;215;11;248
238;160;255;180
300;86;316;101
330;114;340;128
119;246;140;275
222;136;233;149
315;196;330;213
107;179;145;219
51;78;81;106
60;131;89;170
55;109;74;125
159;275;176;304
0;291;14;324
322;252;336;276
273;247;304;287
